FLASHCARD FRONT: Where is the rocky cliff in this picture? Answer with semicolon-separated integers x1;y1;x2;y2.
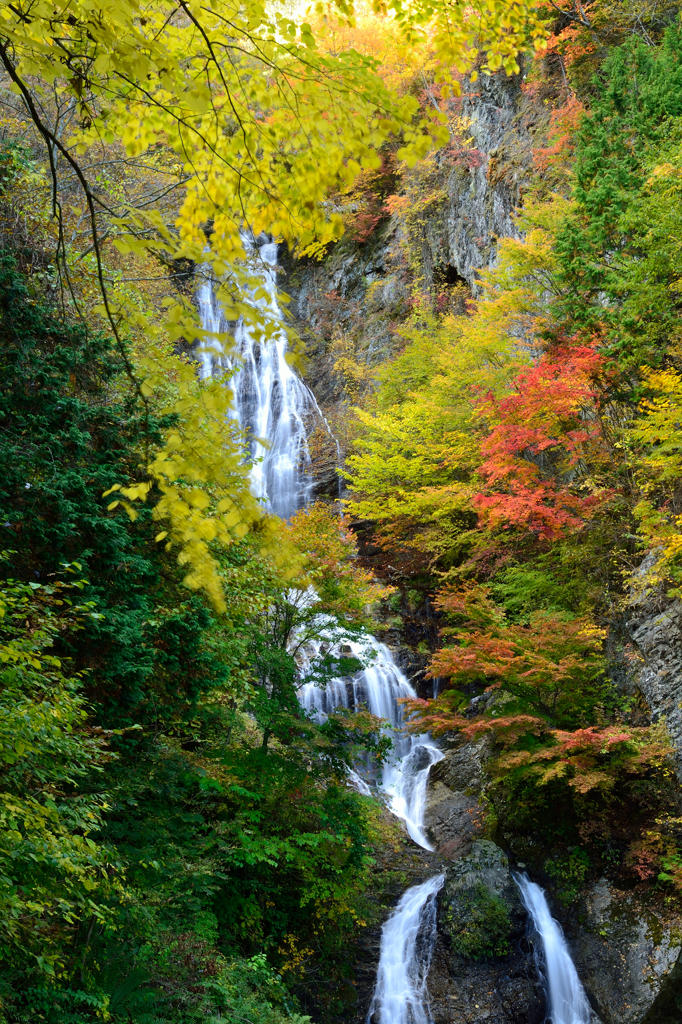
278;68;538;497
621;552;682;784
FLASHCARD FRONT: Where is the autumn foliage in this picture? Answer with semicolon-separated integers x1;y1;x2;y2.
400;581;674;872
474;342;611;539
403;582;607;733
287;501;392;616
338;14;682;896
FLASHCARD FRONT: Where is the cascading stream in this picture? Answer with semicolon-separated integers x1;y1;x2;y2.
514;873;592;1024
199;237;444;1021
299;638;443;849
366;874;444;1024
197;240;318;518
198;236;443;850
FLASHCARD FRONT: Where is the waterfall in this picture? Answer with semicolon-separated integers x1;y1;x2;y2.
199;238;444;1020
298;638;443;850
198;236;442;850
197;240;317;518
514;873;592;1024
367;874;444;1024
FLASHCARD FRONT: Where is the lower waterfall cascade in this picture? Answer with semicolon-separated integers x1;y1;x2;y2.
366;874;445;1024
514;873;593;1024
198;239;594;1024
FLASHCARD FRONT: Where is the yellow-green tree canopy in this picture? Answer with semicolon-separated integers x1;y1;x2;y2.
0;0;546;294
0;0;546;608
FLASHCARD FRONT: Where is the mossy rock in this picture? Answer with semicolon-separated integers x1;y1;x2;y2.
443;881;512;960
440;840;525;963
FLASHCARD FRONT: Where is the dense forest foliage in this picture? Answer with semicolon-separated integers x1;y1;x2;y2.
0;255;399;1020
343;6;682;907
3;0;682;1021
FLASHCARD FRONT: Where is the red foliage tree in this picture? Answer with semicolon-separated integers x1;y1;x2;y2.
474;343;610;539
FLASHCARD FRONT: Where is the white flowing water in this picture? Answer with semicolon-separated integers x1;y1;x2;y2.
514;873;592;1024
367;874;445;1024
199;238;444;1023
298;637;443;849
197;240;318;518
198;236;443;850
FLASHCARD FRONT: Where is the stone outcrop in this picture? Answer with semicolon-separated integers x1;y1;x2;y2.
423;738;489;859
412;70;531;295
429;841;544;1024
623;553;682;782
279;67;538;468
284;68;533;321
568;878;682;1024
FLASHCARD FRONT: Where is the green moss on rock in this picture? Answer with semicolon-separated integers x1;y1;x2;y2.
444;881;512;960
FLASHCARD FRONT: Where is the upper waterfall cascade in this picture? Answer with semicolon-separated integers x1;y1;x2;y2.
197;240;318;519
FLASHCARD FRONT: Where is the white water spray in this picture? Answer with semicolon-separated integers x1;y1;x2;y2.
367;874;444;1024
199;239;445;1022
298;638;442;849
197;241;318;518
199;237;442;850
514;873;592;1024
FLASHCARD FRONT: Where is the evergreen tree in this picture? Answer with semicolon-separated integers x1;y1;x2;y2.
0;257;224;727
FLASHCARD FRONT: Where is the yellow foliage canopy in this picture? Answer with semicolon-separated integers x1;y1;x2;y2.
0;0;546;608
345;203;562;560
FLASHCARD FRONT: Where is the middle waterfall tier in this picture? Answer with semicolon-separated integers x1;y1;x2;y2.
298;638;443;851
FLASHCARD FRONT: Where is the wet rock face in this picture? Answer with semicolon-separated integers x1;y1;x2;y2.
423;738;489;859
284;69;531;310
418;70;530;295
568;878;682;1024
429;841;543;1024
280;69;535;424
624;554;682;782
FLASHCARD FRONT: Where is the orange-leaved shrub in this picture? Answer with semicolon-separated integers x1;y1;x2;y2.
402;583;676;872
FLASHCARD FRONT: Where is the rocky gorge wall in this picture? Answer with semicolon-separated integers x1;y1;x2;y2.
278;68;538;497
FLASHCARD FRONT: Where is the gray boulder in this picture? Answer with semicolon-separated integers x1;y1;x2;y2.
426;841;544;1024
423;738;489;859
